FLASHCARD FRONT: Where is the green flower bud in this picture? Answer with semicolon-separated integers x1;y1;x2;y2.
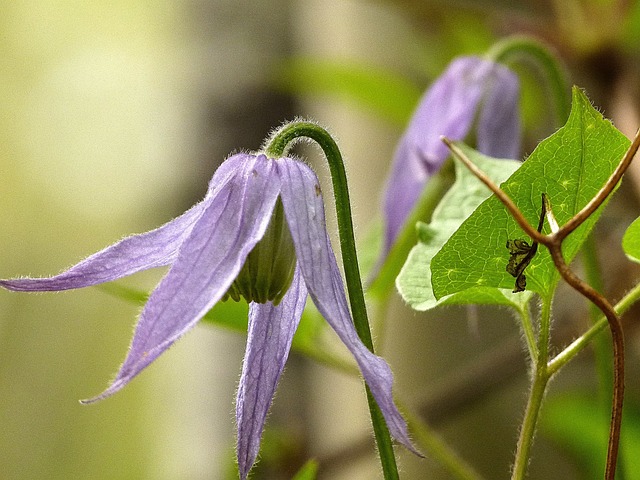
224;197;296;305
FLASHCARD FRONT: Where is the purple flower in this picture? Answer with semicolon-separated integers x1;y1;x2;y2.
383;56;521;255
0;153;414;478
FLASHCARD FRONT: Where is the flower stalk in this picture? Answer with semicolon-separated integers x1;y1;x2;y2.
265;121;401;479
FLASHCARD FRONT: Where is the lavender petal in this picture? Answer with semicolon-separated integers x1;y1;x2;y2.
236;267;307;480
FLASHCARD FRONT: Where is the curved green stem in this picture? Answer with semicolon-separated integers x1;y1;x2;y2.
264;121;400;479
486;35;571;127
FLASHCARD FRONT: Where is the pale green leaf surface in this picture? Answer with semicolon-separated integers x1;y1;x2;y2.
397;150;526;310
431;88;630;301
622;216;640;263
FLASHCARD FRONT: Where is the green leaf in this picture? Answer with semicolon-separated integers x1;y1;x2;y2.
431;87;631;301
272;57;422;127
622;216;640;263
397;150;527;310
292;459;319;480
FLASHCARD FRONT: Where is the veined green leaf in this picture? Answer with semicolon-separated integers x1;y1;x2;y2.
396;150;527;310
431;87;630;302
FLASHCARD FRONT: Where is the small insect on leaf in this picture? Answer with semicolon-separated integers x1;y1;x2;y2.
506;239;531;274
505;194;547;293
506;239;535;293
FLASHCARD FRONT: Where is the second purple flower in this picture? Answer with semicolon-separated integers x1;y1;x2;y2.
383;56;521;256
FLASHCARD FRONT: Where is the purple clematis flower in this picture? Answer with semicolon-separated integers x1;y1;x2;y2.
0;153;414;478
383;56;521;255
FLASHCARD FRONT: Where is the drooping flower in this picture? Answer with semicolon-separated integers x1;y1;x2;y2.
0;153;414;478
383;56;521;256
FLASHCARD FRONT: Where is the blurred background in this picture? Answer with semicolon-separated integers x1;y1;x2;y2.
1;0;640;479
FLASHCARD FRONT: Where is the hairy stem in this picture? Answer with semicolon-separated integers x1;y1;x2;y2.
545;200;625;480
519;303;538;363
265;121;400;479
511;368;549;480
511;296;552;480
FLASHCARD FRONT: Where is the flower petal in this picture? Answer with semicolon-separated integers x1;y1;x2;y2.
0;154;248;292
383;56;507;253
236;266;307;480
476;64;521;159
82;154;281;402
277;158;417;453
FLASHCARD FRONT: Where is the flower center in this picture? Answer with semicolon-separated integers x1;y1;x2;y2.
223;197;297;305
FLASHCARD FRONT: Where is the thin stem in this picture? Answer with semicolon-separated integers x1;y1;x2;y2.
512;298;552;480
545;214;625;480
537;297;553;368
265;121;399;479
486;35;571;126
511;369;549;480
549;280;640;374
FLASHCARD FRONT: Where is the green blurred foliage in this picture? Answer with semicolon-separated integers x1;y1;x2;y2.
622;216;640;263
542;394;640;480
0;2;204;479
273;58;421;128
